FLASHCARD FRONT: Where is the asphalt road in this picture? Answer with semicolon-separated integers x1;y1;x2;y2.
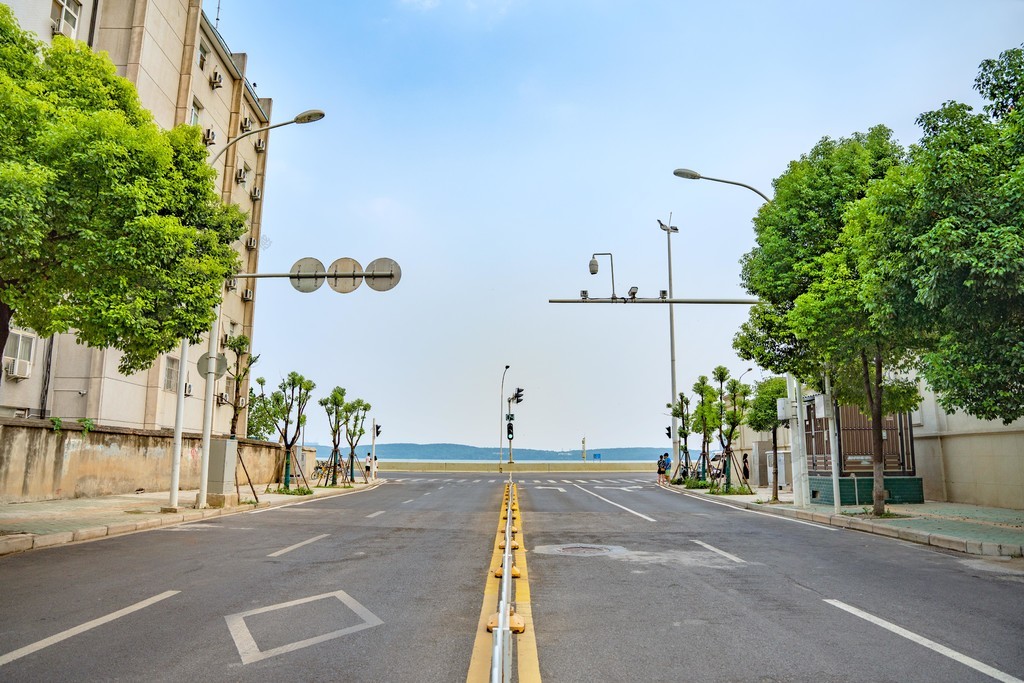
1;472;1022;683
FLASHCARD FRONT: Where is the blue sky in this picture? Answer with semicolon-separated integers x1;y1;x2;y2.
213;0;1024;450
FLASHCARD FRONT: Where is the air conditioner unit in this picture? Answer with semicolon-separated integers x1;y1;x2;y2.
241;289;254;302
184;382;193;397
235;168;247;184
51;19;73;38
216;392;230;405
240;116;253;132
250;186;262;201
225;277;238;290
202;128;216;146
245;237;258;250
237;396;248;409
221;332;231;346
209;70;224;89
254;138;266;153
4;358;31;380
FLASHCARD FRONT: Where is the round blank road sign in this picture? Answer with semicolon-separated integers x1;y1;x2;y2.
327;257;363;294
365;257;402;292
289;257;326;293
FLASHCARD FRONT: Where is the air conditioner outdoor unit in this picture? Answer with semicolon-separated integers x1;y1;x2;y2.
237;397;248;409
241;289;254;301
184;382;193;397
216;392;230;405
240;116;252;132
51;19;73;37
221;332;231;346
4;358;31;380
226;278;238;290
235;168;247;183
254;138;266;153
250;186;262;201
209;70;224;89
245;237;258;250
203;128;216;146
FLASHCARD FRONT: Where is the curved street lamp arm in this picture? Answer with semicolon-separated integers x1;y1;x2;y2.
699;175;772;203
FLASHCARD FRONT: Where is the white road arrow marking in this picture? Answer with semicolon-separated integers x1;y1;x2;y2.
535;486;566;492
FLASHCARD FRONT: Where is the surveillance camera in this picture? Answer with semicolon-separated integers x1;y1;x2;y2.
628;286;638;298
589;258;599;275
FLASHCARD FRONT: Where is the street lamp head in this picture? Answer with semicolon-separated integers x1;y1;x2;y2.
658;219;679;233
673;168;702;180
628;286;638;298
505;364;510;370
589;257;599;275
294;109;326;124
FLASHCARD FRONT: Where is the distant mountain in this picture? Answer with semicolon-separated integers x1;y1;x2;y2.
311;442;701;462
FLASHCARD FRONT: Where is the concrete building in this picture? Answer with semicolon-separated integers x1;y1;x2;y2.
1;0;270;436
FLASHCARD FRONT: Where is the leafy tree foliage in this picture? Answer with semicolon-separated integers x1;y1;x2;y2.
224;335;258;438
0;8;245;373
666;392;692;478
265;373;316;489
339;397;372;481
319;386;348;486
689;376;718;479
747;377;788;502
246;378;277;441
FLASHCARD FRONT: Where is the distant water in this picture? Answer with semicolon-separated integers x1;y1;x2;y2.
312;442;701;463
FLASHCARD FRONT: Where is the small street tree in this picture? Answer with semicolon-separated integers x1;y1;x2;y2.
318;387;347;486
266;372;316;490
0;9;245;372
667;392;692;480
223;335;258;438
339;398;372;482
246;378;276;441
690;376;719;480
747;377;789;502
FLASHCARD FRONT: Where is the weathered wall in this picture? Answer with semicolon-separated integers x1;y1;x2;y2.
0;418;311;503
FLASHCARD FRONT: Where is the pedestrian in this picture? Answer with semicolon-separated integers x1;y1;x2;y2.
742;454;750;481
364;452;371;482
657;453;668;485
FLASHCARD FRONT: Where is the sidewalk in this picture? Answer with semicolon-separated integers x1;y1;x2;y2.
678;485;1024;558
0;481;378;557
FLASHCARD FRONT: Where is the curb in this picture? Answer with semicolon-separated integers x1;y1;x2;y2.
739;500;1024;558
0;484;376;558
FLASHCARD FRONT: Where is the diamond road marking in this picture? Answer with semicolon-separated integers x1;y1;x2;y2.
225;590;383;665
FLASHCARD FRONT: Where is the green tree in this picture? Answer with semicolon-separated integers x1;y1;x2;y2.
0;9;245;372
689;376;718;480
747;377;788;502
246;377;277;441
267;372;316;489
339;398;371;482
318;386;347;486
224;335;258;438
736;125;917;514
849;44;1024;423
666;393;692;479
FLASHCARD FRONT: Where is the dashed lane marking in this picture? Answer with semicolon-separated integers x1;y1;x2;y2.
691;540;745;563
268;534;330;558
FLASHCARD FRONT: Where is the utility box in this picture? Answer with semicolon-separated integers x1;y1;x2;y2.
206;438;238;508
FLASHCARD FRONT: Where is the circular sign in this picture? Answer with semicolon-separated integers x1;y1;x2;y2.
326;257;363;294
195;352;228;379
365;257;402;292
289;257;326;293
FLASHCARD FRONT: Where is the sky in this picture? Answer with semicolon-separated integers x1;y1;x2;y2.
211;0;1024;451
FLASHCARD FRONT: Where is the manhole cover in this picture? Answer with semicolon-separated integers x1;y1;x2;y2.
533;543;626;557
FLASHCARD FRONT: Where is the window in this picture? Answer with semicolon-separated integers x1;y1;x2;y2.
51;0;81;37
163;356;180;392
197;43;209;70
190;99;202;126
3;330;35;363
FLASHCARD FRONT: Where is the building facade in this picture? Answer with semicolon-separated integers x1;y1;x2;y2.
1;0;271;436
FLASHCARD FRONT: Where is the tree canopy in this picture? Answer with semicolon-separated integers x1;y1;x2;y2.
0;8;245;373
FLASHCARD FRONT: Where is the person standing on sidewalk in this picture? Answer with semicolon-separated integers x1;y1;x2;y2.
657;453;668;485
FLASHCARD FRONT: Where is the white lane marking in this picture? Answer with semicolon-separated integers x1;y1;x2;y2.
561;480;574;483
423;492;431;496
488;479;496;483
691;540;745;563
226;590;382;665
402;499;414;504
535;486;566;493
268;534;330;557
662;487;835;530
366;511;385;518
547;479;558;483
573;485;656;522
473;479;481;483
0;591;179;667
575;479;588;483
824;600;1024;683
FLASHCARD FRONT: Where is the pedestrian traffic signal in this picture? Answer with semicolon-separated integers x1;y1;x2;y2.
375;424;382;437
507;422;514;440
514;388;524;404
666;427;672;439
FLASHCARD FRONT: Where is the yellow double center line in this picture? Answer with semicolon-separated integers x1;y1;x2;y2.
466;483;541;682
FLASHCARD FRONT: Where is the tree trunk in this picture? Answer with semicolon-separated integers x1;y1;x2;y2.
862;349;887;515
771;426;779;502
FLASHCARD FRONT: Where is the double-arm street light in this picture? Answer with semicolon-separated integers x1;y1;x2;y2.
166;108;326;512
659;219;681;475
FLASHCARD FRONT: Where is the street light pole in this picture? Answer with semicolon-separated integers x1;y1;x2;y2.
167;109;325;511
659;219;680;478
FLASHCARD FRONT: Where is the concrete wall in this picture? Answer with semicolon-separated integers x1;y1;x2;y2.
0;418;311;503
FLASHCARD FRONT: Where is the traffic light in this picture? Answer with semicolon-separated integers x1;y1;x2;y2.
666;427;672;439
507;422;514;440
514;388;524;404
375;424;382;437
